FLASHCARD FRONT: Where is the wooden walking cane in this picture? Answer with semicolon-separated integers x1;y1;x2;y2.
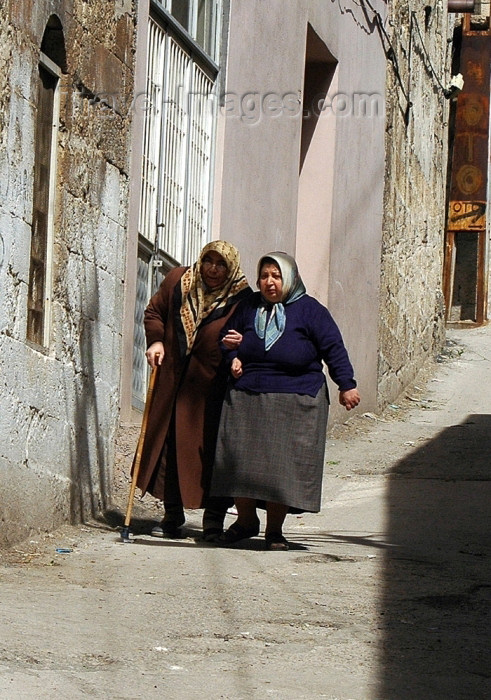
120;355;160;542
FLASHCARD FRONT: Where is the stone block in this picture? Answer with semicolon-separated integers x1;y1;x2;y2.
114;12;135;65
101;161;124;223
0;456;71;548
0;0;136;547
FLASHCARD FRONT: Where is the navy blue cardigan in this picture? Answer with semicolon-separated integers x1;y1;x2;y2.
220;292;357;398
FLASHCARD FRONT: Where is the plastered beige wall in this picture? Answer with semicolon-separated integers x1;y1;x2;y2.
214;0;387;415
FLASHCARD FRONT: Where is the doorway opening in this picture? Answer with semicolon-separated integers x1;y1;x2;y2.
296;24;337;302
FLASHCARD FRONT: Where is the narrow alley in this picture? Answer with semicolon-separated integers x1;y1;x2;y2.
1;324;489;700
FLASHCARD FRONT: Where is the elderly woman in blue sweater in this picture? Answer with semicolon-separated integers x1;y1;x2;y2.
210;252;360;550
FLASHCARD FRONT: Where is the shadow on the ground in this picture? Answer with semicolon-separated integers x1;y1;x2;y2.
101;507;157;534
377;413;491;699
102;505;312;550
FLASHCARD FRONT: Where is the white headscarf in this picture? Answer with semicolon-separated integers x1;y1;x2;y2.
254;252;306;351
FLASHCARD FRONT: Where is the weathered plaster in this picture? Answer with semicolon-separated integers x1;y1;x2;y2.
214;0;387;417
378;0;450;406
0;0;136;547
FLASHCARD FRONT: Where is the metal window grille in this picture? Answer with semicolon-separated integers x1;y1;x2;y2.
139;17;165;247
132;253;151;410
155;1;220;61
183;61;214;263
139;18;215;263
132;10;218;407
132;242;166;408
158;33;191;261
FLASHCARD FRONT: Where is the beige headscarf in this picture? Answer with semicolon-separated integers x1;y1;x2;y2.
179;241;250;355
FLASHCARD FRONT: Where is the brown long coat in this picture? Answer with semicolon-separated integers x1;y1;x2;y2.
135;266;251;508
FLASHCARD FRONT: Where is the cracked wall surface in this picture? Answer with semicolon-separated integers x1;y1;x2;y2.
378;0;451;406
0;0;136;546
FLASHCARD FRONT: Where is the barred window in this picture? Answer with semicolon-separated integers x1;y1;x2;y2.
132;1;221;407
158;0;220;60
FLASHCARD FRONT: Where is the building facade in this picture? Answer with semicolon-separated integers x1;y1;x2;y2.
444;3;491;327
120;0;459;425
0;0;136;546
379;0;451;402
2;0;487;546
121;0;390;426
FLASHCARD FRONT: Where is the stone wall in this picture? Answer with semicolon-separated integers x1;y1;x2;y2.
378;0;451;406
0;0;136;546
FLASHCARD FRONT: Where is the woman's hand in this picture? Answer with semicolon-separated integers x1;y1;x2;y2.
339;388;360;411
222;329;243;350
231;357;243;378
146;341;164;368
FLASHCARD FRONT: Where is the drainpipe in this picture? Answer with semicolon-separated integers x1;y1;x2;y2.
448;1;475;11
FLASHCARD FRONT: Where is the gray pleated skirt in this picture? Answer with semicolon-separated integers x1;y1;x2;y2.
210;385;329;512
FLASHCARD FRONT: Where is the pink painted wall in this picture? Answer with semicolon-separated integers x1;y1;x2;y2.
214;0;387;413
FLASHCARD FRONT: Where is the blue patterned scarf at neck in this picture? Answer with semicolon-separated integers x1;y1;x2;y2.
254;303;286;351
254;251;306;351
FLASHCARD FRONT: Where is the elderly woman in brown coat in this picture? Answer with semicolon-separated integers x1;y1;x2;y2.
136;241;251;540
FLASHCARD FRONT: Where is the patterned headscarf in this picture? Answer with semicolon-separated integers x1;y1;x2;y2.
255;251;306;351
179;241;250;355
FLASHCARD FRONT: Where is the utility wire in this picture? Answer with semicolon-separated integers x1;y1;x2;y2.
361;0;411;106
410;10;450;95
361;0;452;112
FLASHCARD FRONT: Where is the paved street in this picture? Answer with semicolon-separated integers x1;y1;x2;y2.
1;325;490;700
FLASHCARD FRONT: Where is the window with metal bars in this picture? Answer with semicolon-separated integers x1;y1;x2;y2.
139;12;218;264
157;0;219;60
132;1;221;407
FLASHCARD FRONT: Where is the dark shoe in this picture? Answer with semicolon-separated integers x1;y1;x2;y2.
265;532;289;551
202;527;224;543
151;513;185;539
202;506;227;543
218;519;260;546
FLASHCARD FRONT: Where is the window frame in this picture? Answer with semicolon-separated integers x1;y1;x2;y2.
131;1;221;408
151;0;221;67
27;51;61;349
139;6;220;264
